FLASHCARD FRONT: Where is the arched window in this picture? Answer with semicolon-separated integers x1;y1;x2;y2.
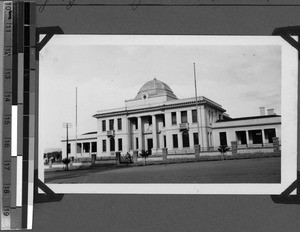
182;131;190;148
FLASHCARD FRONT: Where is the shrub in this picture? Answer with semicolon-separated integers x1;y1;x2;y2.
218;145;230;160
62;158;71;164
139;150;151;165
62;158;71;170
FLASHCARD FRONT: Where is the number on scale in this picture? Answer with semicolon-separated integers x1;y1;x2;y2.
3;209;10;217
4;140;10;148
5;2;12;20
4;162;10;171
4;72;11;79
4;94;11;102
3;186;10;195
4;48;12;56
4;117;10;125
5;3;12;11
5;23;12;33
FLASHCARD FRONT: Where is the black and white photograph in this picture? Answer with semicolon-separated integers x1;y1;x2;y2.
38;35;297;194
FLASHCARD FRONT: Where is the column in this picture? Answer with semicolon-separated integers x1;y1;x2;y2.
75;143;78;158
138;117;143;151
178;132;183;149
73;142;77;159
187;110;193;124
165;112;171;128
166;132;173;150
261;129;266;146
81;143;83;157
159;134;164;149
245;131;249;147
97;137;101;157
189;132;194;148
152;115;158;150
89;142;92;156
199;105;208;148
127;118;131;152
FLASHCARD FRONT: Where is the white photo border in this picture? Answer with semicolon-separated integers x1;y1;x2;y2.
38;35;298;195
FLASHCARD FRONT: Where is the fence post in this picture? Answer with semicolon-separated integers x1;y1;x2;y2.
162;148;168;161
133;150;138;162
272;137;280;153
231;141;238;156
194;145;200;159
115;152;120;164
91;154;96;166
49;159;52;169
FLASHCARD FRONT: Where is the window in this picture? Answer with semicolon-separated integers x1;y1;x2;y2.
102;120;106;132
181;111;187;123
102;140;106;152
164;135;166;148
249;130;263;144
218;114;222;120
219;132;227;146
109;119;114;130
193;133;199;145
171;112;177;125
182;131;190;147
117;118;122;130
265;129;276;143
172;134;178;148
192;110;197;123
118;138;122;151
236;131;247;145
110;137;115;151
83;143;90;153
136;138;139;149
92;142;97;153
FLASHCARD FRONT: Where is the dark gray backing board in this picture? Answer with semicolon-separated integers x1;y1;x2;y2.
30;1;300;231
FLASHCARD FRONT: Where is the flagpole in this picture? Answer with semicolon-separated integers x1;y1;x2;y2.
75;87;78;159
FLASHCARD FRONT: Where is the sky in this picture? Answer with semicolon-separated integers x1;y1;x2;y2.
39;35;282;153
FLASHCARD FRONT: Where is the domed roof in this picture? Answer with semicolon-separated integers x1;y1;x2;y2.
135;78;178;100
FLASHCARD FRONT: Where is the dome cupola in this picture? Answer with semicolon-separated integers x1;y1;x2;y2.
135;78;178;100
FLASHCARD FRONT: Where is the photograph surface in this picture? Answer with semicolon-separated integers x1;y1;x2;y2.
38;35;297;194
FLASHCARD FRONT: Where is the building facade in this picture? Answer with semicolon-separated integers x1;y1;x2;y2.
61;78;281;159
212;115;281;148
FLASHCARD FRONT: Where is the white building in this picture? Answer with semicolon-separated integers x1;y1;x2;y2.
212;114;281;148
62;78;280;159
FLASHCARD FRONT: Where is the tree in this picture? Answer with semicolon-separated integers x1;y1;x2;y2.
218;145;230;160
62;158;71;170
139;150;151;166
44;151;62;162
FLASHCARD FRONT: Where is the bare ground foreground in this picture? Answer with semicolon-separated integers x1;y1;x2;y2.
45;157;280;184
